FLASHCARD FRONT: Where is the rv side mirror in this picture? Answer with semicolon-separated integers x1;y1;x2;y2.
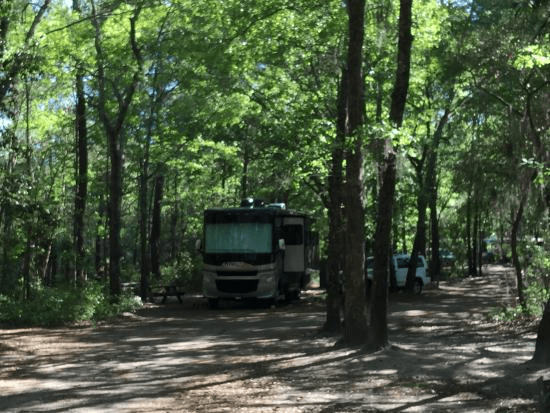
278;238;286;251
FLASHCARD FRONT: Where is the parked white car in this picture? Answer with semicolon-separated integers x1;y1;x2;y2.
365;253;430;294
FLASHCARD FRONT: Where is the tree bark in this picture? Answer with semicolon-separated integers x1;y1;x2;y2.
424;109;450;285
429;193;440;286
342;139;368;345
341;0;368;346
511;175;533;307
324;69;347;333
405;153;427;292
151;174;164;281
73;69;88;282
466;191;475;276
533;305;550;364
389;0;413;126
139;156;150;301
472;198;479;276
369;0;413;350
91;2;143;297
107;134;123;296
369;141;396;350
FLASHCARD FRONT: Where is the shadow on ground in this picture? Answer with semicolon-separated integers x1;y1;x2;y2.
0;264;547;412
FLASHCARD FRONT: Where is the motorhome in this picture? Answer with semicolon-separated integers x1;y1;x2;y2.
200;201;317;308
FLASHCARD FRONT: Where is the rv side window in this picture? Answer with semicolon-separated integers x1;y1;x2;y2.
283;224;303;245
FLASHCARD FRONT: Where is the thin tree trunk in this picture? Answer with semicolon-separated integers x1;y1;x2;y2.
472;199;479;276
511;176;533;307
139;156;150;300
405;154;427;292
466;193;474;275
107;136;123;296
324;69;347;333
429;196;440;286
73;61;88;282
150;174;164;281
22;228;32;300
426;109;450;285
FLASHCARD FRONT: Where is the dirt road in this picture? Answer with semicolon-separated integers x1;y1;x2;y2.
1;265;548;412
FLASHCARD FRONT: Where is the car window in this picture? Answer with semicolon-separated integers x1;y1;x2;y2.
395;256;424;268
396;257;409;268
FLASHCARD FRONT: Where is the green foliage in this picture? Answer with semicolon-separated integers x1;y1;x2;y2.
491;244;550;321
159;249;203;292
513;44;550;69
0;280;142;326
523;245;550;313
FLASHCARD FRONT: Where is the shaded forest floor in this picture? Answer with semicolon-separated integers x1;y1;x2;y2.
1;264;549;412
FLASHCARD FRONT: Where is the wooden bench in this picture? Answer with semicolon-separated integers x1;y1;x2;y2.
122;282;185;304
148;283;185;304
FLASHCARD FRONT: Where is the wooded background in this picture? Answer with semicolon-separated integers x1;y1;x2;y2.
1;0;550;348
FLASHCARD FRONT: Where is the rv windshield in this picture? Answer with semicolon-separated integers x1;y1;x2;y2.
204;222;272;254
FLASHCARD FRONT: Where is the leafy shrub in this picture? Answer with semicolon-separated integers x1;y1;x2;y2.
160;250;203;292
490;244;550;321
0;280;142;326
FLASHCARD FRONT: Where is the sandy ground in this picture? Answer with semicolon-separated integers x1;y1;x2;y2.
1;264;548;412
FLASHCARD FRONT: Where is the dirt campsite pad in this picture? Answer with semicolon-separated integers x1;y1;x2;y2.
1;264;549;412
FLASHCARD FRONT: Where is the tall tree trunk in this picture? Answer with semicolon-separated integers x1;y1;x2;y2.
324;69;347;333
511;176;533;307
472;198;479;276
389;0;413;126
533;307;550;364
429;194;440;286
426;109;450;285
92;2;142;297
150;174;164;281
406;197;426;291
510;206;525;306
405;153;427;292
342;139;368;345
95;193;107;278
341;0;368;346
23;80;34;299
107;136;123;296
369;142;396;350
466;192;474;275
369;0;413;351
73;58;88;282
139;155;150;300
22;227;32;300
